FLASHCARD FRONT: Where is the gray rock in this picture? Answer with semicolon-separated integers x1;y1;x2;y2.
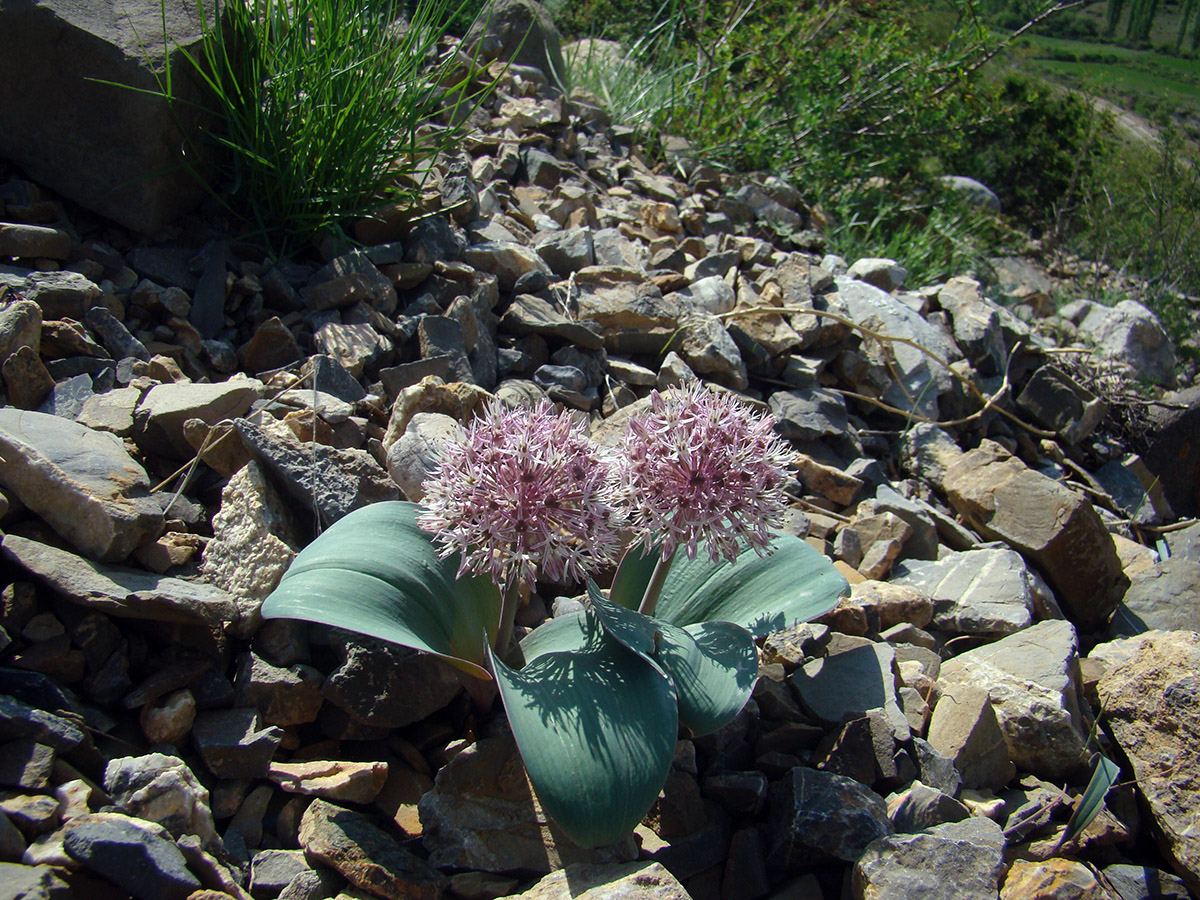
1063;298;1177;388
103;753;217;849
2;534;236;628
322;631;461;730
936;276;1007;375
571;268;682;354
250;849;316;897
891;547;1052;636
2;345;54;409
0;740;54;790
312;321;393;379
503;293;604;349
39;373;93;420
925;682;1014;791
940;619;1090;780
676;314;748;390
1016;365;1107;445
386;412;460;502
1102;863;1192;900
0;693;84;753
847;257;908;291
463;241;551;294
767;766;892;869
464;0;565;83
850;816;1006;900
511;862;691;899
419;736;637;873
534;229;595;276
1109;557;1200;637
73;388;141;439
135;377;262;458
835;276;960;418
0;1;213;233
417;315;475;385
0;299;42;360
789;642;910;741
191;708;284;779
233;417;400;529
234;651;324;727
0;862;72;899
938;176;1001;212
299;799;447;900
769;387;848;443
1098;631;1200;896
84;306;150;361
199;460;298;638
4;271;101;320
406;216;467;264
305;249;397;316
1143;385;1200;518
886;781;969;833
676;275;736;315
0;224;70;260
61;813;200;900
591;229;644;268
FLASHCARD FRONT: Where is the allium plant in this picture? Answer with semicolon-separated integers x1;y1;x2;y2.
262;387;848;849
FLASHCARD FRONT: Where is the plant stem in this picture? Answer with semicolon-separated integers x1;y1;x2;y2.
494;576;524;658
637;550;676;617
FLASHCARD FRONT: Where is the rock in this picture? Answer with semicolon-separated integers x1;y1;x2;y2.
387;412;460;502
0;740;54;790
1061;298;1177;388
512;862;691;899
103;754;217;849
239;316;303;374
416;316;474;385
502;293;604;349
299;799;447;900
925;683;1014;791
940;620;1090;780
139;689;196;746
136;378;262;459
0;692;84;753
465;0;565;81
834;276;959;418
891;547;1053;637
0;409;163;561
3;344;55;409
789;642;910;741
322;631;462;730
463;242;552;293
769;388;849;443
233;651;324;727
0;299;42;360
571;268;682;354
312;322;392;379
419;736;636;873
676;314;748;390
382;376;489;448
1001;858;1112;900
2;535;236;628
767;766;892;870
306;249;397;316
1101;863;1192;900
534;229;595;276
0;222;69;260
0;0;213;233
234;417;400;529
1109;558;1200;637
4;271;102;320
250;849;316;898
847;258;908;292
943;440;1128;632
84;306;150;360
0;862;71;899
61;813;200;900
75;386;141;436
886;781;969;833
199;461;298;638
269;760;389;805
1143;386;1200;518
191;708;284;779
1097;631;1200;896
1017;365;1107;445
850;816;1006;900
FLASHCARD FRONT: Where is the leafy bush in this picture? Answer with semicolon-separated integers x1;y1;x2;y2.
163;0;485;256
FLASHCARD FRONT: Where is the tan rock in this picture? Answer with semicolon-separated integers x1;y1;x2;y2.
926;682;1014;791
382;376;489;450
943;440;1128;631
1001;858;1112;900
512;862;691;899
269;760;389;805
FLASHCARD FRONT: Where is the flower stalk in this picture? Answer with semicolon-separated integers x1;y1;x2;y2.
637;550;676;618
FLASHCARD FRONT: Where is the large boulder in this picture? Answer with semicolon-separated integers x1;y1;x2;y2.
0;0;218;234
464;0;565;84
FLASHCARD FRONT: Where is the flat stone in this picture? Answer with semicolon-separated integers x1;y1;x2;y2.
39;372;93;419
269;760;389;804
238;316;303;374
84;306;149;361
789;641;910;741
943;440;1128;632
1017;365;1107;445
936;276;1009;376
233;651;324;727
462;242;551;293
0;862;71;898
502;293;604;349
769;388;848;443
135;378;262;459
886;781;969;833
0;693;84;752
312;322;393;379
306;250;397;316
571;268;682;354
417;316;474;385
940;620;1090;780
0;740;54;790
1109;558;1200;637
676;313;747;390
61;813;199;900
512;862;690;900
534;229;595;276
75;386;142;436
850;816;1005;900
249;849;315;898
299;799;447;900
1098;631;1200;896
2;344;54;409
767;766;892;870
6;271;101;320
1102;863;1192;900
890;547;1051;637
418;735;637;874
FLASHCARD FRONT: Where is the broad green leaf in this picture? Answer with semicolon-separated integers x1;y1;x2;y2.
655;621;758;736
611;531;848;637
261;501;501;680
590;587;757;737
609;544;663;610
1061;754;1121;846
491;611;678;848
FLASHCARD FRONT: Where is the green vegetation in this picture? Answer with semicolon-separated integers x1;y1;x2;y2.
160;0;487;256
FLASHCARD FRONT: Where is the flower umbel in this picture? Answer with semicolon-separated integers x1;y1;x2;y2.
418;400;624;591
619;382;793;563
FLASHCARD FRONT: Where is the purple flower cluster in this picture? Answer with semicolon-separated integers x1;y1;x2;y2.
419;383;793;589
418;400;623;590
618;382;793;563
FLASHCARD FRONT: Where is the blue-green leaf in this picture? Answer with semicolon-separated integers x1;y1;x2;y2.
1061;754;1121;846
609;544;663;610
588;580;659;656
261;501;501;679
493;611;678;848
610;531;848;637
655;621;758;736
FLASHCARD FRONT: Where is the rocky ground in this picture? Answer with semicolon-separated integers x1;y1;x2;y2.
3;9;1200;900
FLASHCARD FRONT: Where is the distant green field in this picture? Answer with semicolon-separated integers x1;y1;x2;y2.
1004;32;1200;134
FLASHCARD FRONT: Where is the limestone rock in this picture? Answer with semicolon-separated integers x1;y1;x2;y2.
269;760;389;805
1108;558;1200;637
511;862;691;899
103;753;217;849
940;620;1090;780
1097;631;1200;896
386;413;462;502
0;409;163;561
943;440;1128;632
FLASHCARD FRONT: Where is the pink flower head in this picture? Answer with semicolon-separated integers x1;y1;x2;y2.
618;382;793;563
418;400;624;590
